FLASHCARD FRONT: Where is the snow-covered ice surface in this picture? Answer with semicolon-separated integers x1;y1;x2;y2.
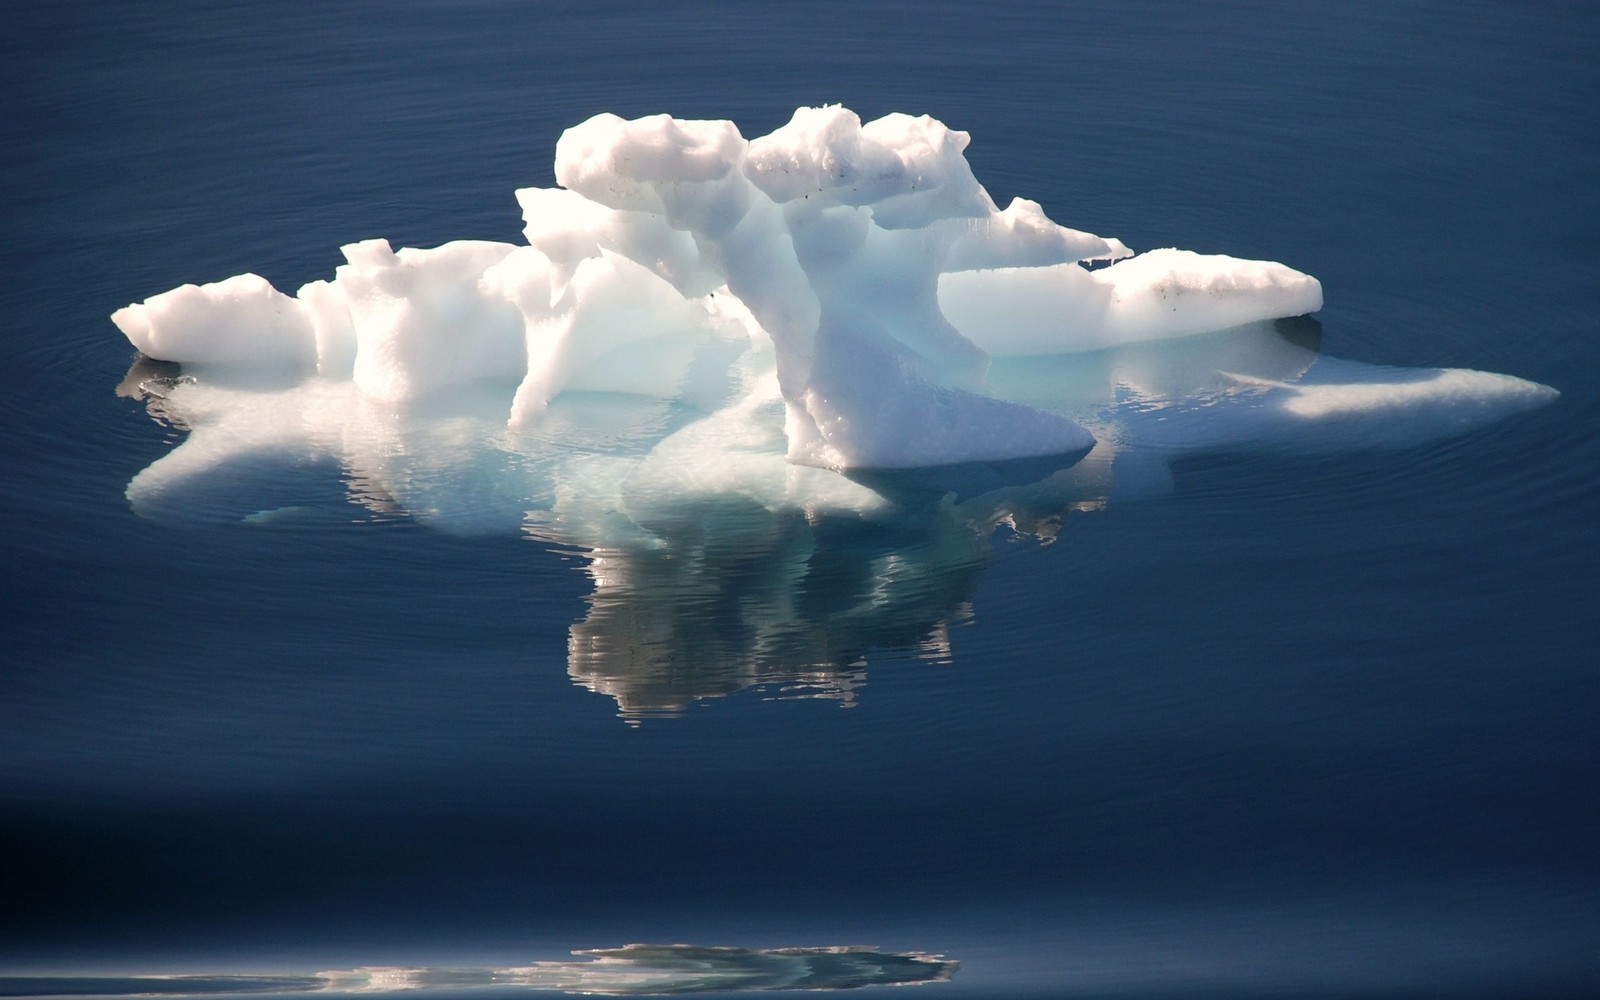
112;106;1554;550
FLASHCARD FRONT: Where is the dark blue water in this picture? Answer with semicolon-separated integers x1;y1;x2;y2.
3;1;1597;996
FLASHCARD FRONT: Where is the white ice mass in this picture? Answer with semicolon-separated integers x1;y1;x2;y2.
112;107;1556;711
112;106;1353;470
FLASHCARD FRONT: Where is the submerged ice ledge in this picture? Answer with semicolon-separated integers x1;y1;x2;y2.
113;105;1339;471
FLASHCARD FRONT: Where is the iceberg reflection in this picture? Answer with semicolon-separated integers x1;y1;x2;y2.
562;504;990;719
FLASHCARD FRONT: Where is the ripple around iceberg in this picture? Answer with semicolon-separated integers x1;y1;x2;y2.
110;108;1556;717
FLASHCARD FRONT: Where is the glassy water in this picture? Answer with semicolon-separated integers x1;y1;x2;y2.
3;1;1597;996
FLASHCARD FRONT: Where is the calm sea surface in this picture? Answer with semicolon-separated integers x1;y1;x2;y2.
3;1;1597;996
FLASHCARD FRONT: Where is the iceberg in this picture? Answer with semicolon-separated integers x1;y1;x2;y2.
110;108;1557;714
112;105;1349;473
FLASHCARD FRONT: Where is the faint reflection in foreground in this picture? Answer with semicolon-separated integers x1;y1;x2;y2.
0;944;957;997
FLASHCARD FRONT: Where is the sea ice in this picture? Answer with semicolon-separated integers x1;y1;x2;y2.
111;103;1559;517
112;102;1561;513
111;106;1558;716
113;105;1343;471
